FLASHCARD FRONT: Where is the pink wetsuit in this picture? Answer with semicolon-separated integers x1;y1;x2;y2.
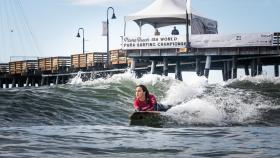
133;94;157;111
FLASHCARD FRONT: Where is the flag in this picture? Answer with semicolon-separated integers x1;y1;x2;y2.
102;21;107;36
191;15;218;34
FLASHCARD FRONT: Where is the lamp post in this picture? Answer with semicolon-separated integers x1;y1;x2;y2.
107;7;116;67
186;0;190;52
76;28;85;54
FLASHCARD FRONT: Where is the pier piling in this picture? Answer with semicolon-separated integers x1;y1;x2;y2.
195;57;201;76
244;64;250;76
275;64;279;77
227;60;232;80
41;77;45;86
12;78;16;88
163;57;168;76
232;56;237;79
251;59;257;77
46;77;50;86
0;79;2;88
222;61;227;81
204;56;211;78
257;58;263;75
151;60;157;74
31;78;35;87
130;58;136;71
5;79;9;88
19;78;24;87
56;76;59;85
175;60;182;81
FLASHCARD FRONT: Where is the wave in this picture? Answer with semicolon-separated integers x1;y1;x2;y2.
0;72;279;127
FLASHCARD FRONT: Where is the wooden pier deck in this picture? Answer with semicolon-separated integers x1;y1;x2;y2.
1;32;280;88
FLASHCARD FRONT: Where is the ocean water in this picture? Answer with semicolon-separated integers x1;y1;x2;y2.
0;71;280;158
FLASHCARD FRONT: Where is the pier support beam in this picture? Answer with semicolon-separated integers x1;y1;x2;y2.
150;60;157;74
275;64;279;77
130;58;136;71
222;61;228;81
25;77;30;87
200;64;204;76
195;57;201;76
227;61;232;80
52;77;56;85
232;56;237;79
251;59;257;77
204;56;211;78
46;77;50;86
257;58;262;75
62;76;66;84
0;79;2;88
31;78;35;87
41;77;45;86
175;60;182;81
18;78;24;87
36;78;41;87
56;76;59;85
163;57;168;76
244;64;250;76
5;79;9;88
12;78;16;88
63;76;69;84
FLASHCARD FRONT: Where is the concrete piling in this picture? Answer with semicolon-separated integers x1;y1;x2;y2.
163;57;168;76
275;64;279;77
232;56;237;79
175;60;182;81
204;56;211;78
151;60;157;74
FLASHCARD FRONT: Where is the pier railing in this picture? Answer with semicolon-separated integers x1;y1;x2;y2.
110;49;131;65
9;60;38;75
0;63;9;74
38;56;71;73
71;52;108;70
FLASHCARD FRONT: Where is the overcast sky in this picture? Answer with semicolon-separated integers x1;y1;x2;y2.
0;0;280;62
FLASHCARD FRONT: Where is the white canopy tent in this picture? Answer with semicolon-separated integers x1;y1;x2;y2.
124;0;218;35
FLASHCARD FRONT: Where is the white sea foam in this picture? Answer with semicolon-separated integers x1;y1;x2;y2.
225;75;280;85
136;73;174;86
160;75;207;106
68;71;83;85
166;98;224;125
68;69;137;86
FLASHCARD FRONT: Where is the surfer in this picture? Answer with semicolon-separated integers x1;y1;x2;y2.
134;84;169;112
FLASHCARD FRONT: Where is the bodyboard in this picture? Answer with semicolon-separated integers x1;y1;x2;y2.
129;111;164;126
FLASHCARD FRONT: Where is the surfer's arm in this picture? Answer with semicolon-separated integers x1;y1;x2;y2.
133;99;141;111
150;95;157;106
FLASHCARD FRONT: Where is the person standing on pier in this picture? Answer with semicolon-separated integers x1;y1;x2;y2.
171;26;179;35
154;28;160;36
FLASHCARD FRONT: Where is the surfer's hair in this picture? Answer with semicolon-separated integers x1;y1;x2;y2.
136;84;150;104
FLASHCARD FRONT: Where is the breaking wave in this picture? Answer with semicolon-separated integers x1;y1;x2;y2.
0;71;279;127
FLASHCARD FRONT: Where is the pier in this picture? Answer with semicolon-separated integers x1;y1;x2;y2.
1;32;280;88
0;49;149;88
125;32;280;81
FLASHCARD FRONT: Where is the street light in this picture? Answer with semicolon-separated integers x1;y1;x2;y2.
186;0;191;52
107;7;116;67
76;27;85;54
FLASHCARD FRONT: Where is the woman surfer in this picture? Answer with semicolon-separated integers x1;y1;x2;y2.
134;84;170;112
